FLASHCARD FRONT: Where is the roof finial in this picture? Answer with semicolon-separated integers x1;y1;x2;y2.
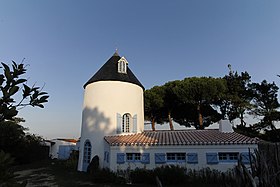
113;48;119;56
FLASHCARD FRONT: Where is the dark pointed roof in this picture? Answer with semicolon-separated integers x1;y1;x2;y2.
84;53;144;90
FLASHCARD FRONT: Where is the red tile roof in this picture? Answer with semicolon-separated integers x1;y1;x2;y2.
56;138;78;143
104;130;259;146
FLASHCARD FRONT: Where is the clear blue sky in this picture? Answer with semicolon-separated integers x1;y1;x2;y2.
1;0;280;139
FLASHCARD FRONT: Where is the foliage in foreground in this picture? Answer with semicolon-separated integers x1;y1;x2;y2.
0;121;49;164
0;61;49;122
239;143;280;187
0;61;49;184
129;166;237;187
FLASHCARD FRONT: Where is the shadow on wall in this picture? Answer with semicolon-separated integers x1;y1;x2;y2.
82;107;114;136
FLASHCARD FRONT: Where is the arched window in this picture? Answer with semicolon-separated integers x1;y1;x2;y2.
83;140;92;171
118;57;128;74
122;113;131;133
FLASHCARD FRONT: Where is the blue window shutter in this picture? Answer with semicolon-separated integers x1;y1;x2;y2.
141;153;150;164
116;113;122;134
206;153;218;164
187;153;198;164
104;151;109;163
155;153;166;164
133;114;137;133
241;152;250;164
106;152;109;163
117;153;125;164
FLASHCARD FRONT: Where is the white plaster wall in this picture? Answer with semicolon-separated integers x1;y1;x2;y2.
103;142;110;169
78;81;144;171
108;144;258;172
50;140;76;159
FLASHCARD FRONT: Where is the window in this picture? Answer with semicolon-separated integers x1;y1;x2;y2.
83;141;91;164
117;57;128;74
122;113;131;133
218;152;239;162
82;140;92;171
118;62;123;73
166;153;186;162
126;153;141;162
117;153;150;164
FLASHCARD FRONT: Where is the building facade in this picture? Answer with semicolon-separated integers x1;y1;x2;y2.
78;52;258;172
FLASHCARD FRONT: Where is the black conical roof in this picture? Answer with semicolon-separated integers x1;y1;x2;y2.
84;53;144;90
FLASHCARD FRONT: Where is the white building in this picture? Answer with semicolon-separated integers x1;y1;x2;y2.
48;138;77;159
77;52;258;172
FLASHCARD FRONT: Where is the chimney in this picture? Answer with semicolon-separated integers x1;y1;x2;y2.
219;120;234;133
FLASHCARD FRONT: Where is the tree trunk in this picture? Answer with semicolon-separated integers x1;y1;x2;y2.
152;118;156;131
197;104;203;129
240;111;246;127
168;112;174;131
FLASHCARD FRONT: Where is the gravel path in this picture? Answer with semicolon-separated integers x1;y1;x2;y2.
15;167;58;187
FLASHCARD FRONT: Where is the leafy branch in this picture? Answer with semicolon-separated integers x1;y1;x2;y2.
0;61;49;122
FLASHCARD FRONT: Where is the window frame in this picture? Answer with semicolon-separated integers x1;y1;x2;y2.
126;153;142;162
218;152;239;163
117;57;128;74
122;113;131;133
166;153;186;163
83;140;91;164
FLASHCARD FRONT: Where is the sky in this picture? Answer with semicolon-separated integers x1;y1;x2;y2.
1;0;280;139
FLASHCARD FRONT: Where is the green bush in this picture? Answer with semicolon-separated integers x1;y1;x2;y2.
87;155;99;174
130;168;155;184
127;166;238;186
64;150;79;170
154;165;186;185
90;168;125;184
185;168;237;187
0;121;49;164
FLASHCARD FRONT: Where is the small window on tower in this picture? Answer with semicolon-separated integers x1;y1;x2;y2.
122;113;131;133
118;57;128;74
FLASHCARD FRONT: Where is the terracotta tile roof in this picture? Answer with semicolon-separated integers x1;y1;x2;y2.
104;130;259;146
56;138;78;143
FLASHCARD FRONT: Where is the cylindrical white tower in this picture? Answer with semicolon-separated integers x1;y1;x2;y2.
78;52;144;171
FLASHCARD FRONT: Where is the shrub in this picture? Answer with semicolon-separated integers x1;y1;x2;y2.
87;155;99;174
185;168;237;187
64;150;79;170
90;168;117;183
130;168;155;184
127;166;238;186
0;121;49;164
154;165;186;185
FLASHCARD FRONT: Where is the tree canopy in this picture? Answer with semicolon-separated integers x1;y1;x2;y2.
144;66;280;141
